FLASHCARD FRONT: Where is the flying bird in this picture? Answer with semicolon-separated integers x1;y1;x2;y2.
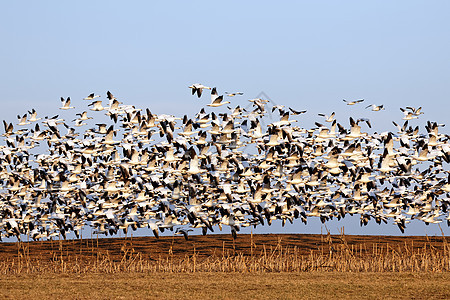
343;99;364;105
84;93;101;100
60;97;75;110
225;92;244;97
189;83;211;98
365;104;384;111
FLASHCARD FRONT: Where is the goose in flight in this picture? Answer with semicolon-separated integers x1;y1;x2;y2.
74;111;92;121
2;121;14;136
207;89;230;107
289;107;307;115
405;106;424;116
17;114;30;126
225;92;244;97
28;109;41;122
106;91;116;100
343;117;368;140
83;93;101;100
88;100;104;111
189;83;211;98
356;118;371;128
343;99;364;105
210;87;220;103
270;111;296;127
60;97;75;110
400;108;419;120
271;105;285;113
249;98;269;113
318;112;335;122
365;104;384;111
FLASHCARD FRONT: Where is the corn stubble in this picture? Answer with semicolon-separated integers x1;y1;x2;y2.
1;232;449;274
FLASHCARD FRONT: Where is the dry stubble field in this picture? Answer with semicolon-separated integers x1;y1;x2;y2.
2;272;450;299
0;233;449;299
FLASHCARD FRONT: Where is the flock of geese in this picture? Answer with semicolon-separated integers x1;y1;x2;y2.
0;84;449;241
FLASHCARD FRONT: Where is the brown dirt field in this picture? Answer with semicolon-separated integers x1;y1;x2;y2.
0;234;449;299
0;233;448;261
1;272;449;299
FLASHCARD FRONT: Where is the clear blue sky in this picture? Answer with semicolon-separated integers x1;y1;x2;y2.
1;1;449;236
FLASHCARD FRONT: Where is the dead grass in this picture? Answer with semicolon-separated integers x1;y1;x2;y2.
0;231;448;274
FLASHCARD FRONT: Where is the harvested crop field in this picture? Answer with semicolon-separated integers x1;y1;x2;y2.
1;272;449;300
0;233;448;259
0;233;449;272
0;233;449;299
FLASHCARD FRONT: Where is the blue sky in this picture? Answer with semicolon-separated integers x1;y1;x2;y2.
1;1;449;236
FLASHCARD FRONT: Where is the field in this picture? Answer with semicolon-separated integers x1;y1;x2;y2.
0;233;449;299
2;272;450;299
